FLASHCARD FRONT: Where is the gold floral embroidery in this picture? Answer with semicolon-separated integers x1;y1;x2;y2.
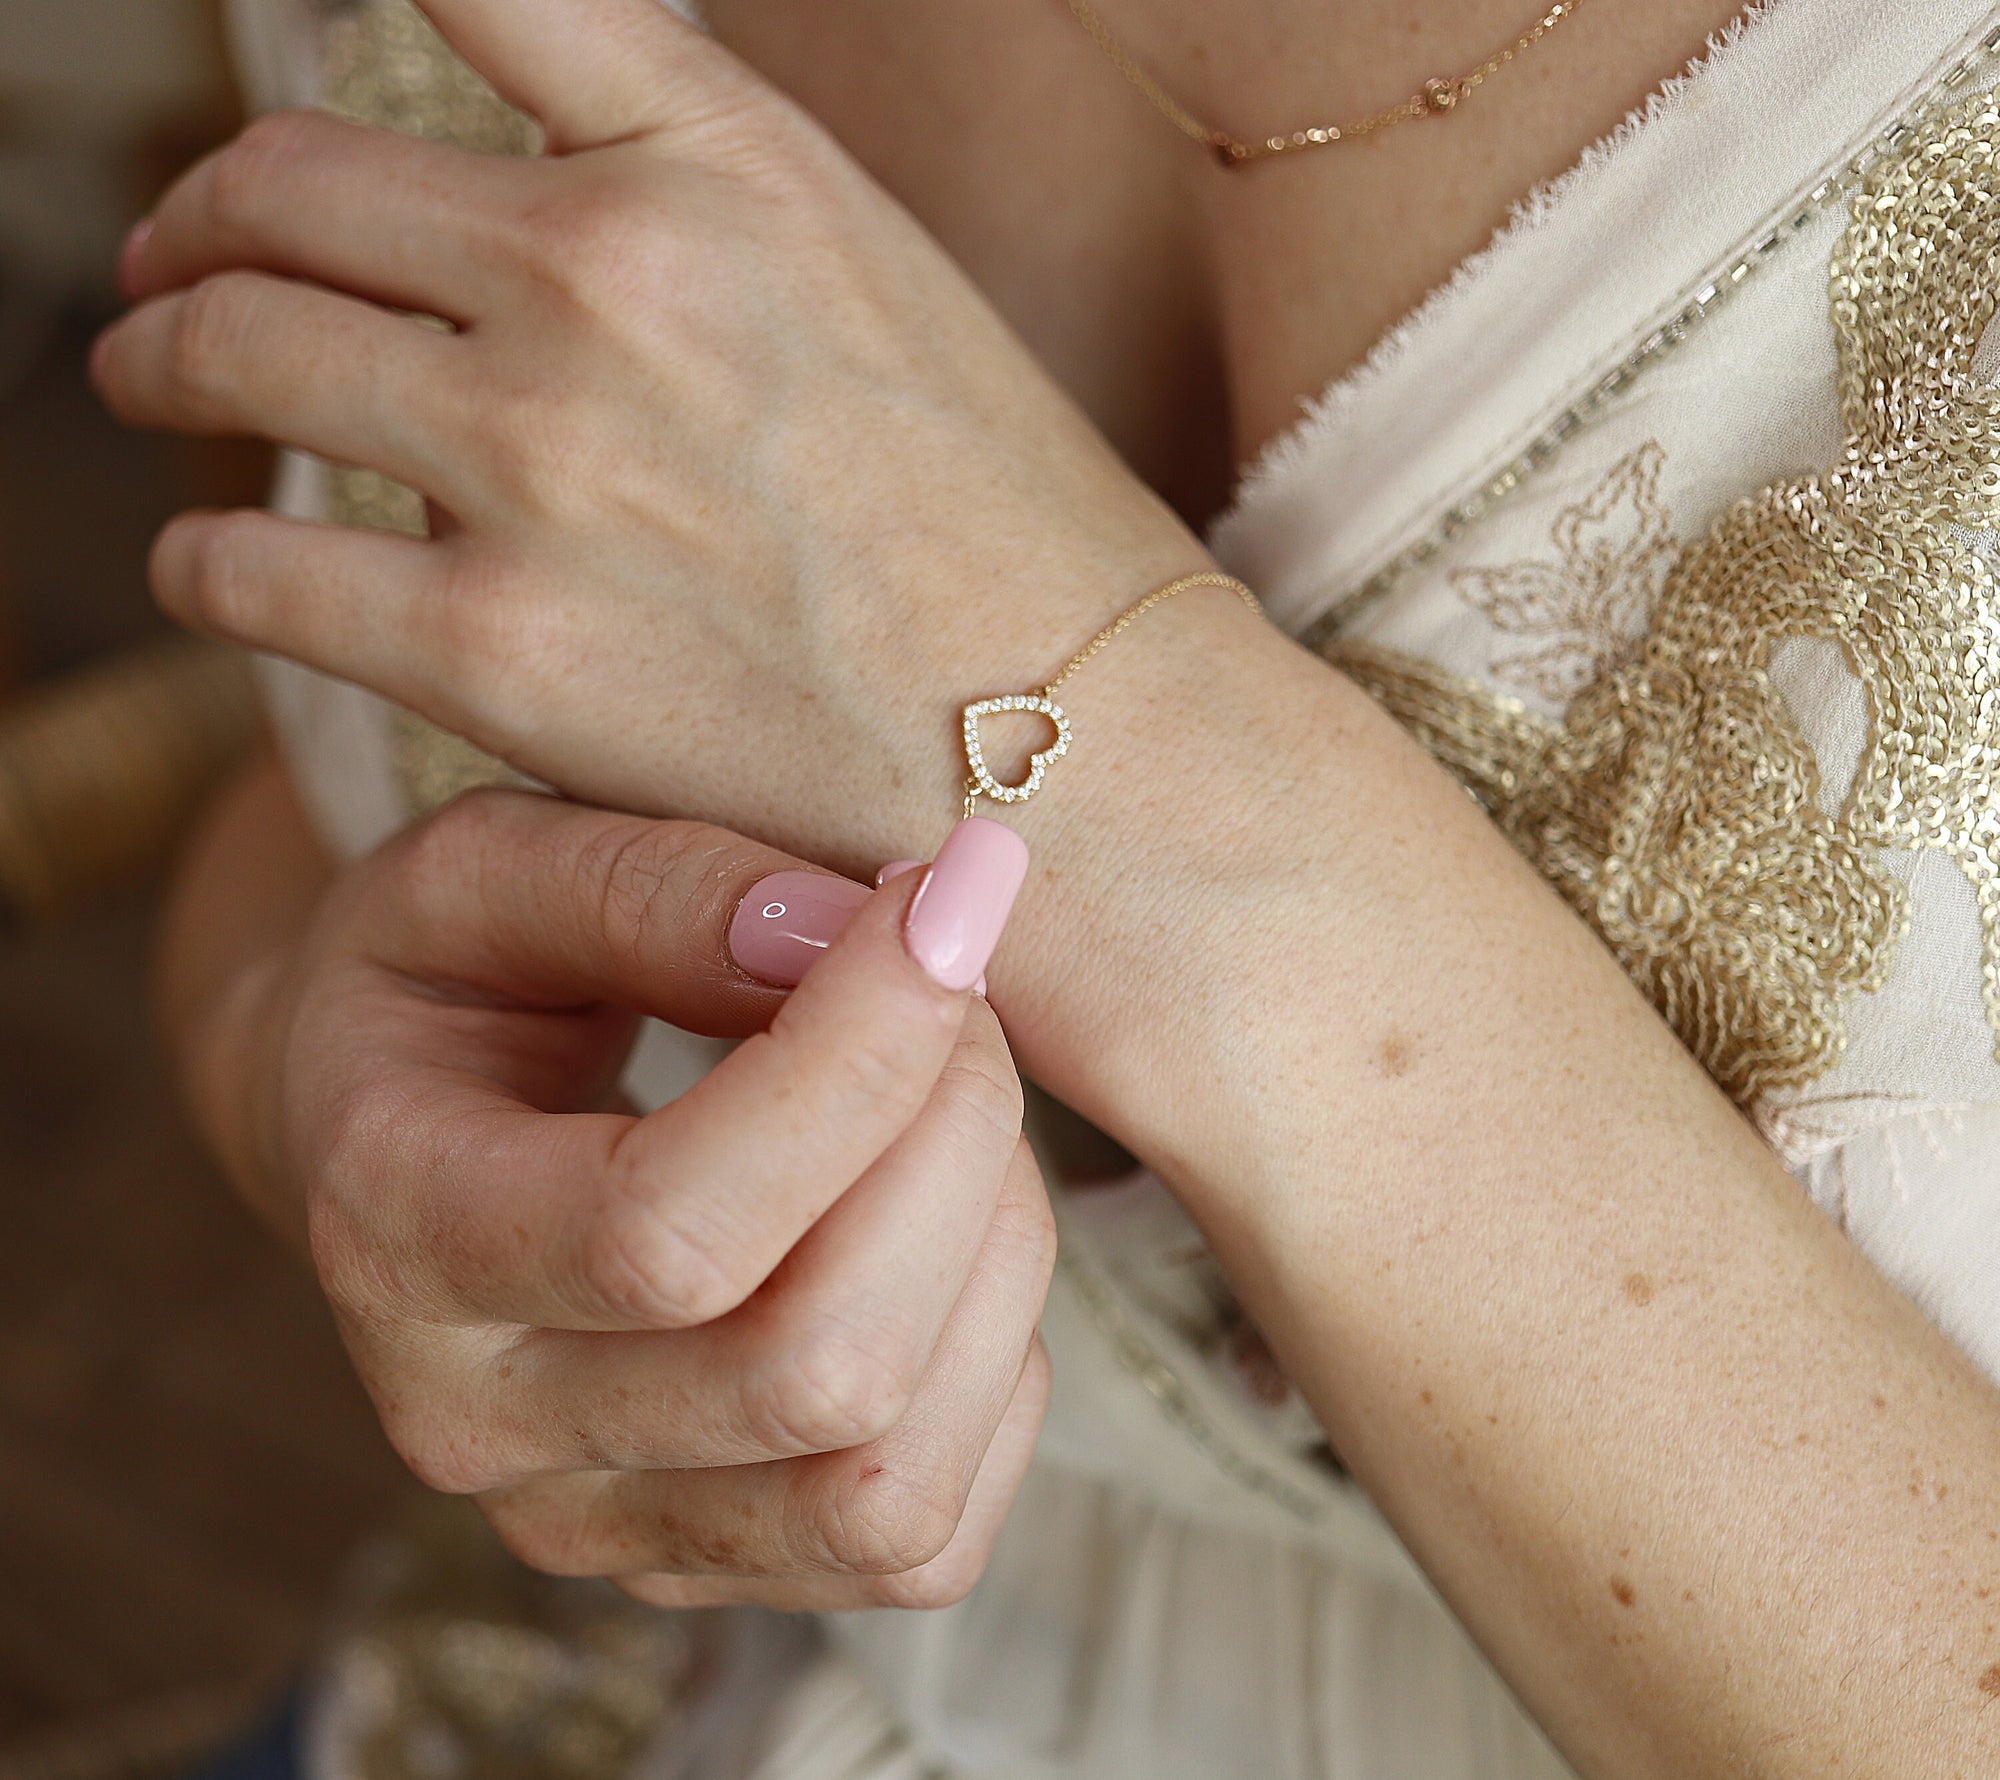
1451;442;1680;703
1328;87;2000;1116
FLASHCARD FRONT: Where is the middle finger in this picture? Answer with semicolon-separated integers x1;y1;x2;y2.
95;271;471;504
475;1141;1056;1578
447;1015;1027;1479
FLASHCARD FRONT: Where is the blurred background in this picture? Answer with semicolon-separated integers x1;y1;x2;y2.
0;4;414;1774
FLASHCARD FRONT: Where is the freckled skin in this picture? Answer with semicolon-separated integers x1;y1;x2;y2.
1377;1031;1417;1077
1979;1664;2000;1700
1622;1272;1656;1307
1611;1577;1638;1608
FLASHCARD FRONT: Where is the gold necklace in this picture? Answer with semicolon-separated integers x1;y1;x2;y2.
1063;0;1590;168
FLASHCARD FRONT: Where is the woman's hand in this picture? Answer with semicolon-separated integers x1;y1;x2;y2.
193;778;1053;1608
92;0;1206;872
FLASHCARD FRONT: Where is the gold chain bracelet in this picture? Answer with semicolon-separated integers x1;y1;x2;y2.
958;571;1262;820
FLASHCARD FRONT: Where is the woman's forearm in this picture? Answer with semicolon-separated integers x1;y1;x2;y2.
981;589;2000;1779
158;749;333;1237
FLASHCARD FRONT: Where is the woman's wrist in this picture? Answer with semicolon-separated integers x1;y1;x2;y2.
973;581;1342;1195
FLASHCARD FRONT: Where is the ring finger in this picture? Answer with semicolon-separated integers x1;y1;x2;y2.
127;110;530;324
616;1339;1051;1613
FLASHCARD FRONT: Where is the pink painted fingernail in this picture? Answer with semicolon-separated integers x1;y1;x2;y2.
729;871;871;988
878;860;984;993
119;218;154;297
903;818;1028;992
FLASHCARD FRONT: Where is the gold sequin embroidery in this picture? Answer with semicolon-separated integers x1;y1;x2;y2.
319;0;536;818
1450;441;1679;703
1330;88;2000;1116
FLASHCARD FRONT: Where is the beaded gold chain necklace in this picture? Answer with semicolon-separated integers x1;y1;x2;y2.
1062;0;1590;167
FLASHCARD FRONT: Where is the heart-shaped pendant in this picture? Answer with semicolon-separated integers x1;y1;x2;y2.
962;694;1072;805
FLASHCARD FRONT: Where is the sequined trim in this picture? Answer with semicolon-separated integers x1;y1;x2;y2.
1304;20;2000;649
311;1498;714;1780
1332;87;2000;1117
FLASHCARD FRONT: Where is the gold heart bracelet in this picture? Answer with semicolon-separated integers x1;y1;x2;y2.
958;571;1262;820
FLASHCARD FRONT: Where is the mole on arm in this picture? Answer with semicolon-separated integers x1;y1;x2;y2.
1377;1031;1417;1077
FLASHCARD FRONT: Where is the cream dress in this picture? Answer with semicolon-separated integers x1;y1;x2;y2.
224;2;2000;1775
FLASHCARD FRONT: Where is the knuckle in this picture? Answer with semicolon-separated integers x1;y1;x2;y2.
706;104;847;204
208;110;319;228
749;1320;912;1454
377;1405;500;1497
400;781;508;876
481;1493;603;1579
865;1548;987;1612
158;511;255;635
470;387;596;525
417;551;540;694
577;819;738;976
383;793;495;933
303;1187;374;1317
514;180;665;310
577;1180;743;1329
799;1022;940;1144
996;1149;1059;1281
932;1049;1027;1158
303;1092;406;1312
819;1456;961;1577
169;273;260;407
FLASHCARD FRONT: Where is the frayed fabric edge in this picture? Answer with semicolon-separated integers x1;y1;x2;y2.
1213;0;1798;540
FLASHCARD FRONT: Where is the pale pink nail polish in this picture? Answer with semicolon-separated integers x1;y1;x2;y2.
903;818;1028;992
729;871;870;988
875;859;925;887
119;218;154;297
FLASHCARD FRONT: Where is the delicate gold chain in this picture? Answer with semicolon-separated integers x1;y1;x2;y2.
1046;572;1260;691
960;572;1261;819
1063;0;1590;167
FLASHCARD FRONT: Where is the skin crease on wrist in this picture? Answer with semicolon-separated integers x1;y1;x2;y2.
152;1;2000;1776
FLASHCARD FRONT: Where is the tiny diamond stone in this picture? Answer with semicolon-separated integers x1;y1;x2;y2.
962;694;1072;807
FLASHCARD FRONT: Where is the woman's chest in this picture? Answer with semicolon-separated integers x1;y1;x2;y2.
701;0;1750;524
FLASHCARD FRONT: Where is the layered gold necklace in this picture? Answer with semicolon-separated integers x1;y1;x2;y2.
1063;0;1589;167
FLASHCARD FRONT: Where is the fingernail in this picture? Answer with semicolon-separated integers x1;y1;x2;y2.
880;859;975;987
728;871;871;988
904;818;1028;992
119;217;154;297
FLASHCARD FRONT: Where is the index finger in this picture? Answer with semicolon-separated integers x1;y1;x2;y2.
590;819;1028;1327
327;795;1027;1332
354;788;835;1038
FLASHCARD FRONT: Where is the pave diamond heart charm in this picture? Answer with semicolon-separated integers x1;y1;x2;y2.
962;693;1072;806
